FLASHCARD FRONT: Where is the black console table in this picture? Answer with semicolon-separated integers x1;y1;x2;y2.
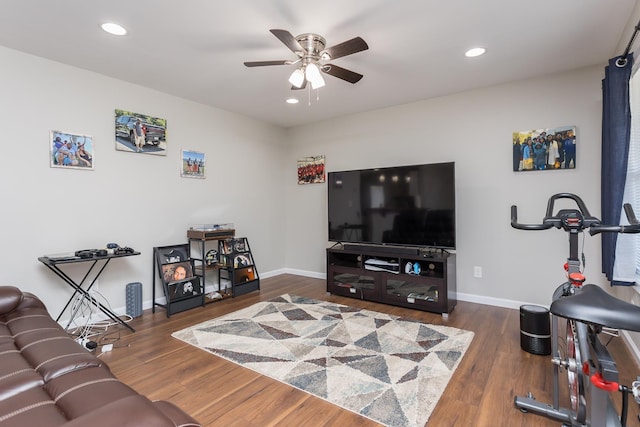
38;251;140;333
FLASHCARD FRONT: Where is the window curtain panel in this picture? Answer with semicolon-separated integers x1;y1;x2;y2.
601;54;633;284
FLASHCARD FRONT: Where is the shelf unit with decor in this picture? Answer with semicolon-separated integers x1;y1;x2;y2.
187;225;236;303
152;244;204;317
218;237;260;297
326;244;456;316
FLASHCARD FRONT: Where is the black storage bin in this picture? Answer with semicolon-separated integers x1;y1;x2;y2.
520;304;551;355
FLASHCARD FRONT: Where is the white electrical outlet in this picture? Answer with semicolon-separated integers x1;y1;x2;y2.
474;266;483;278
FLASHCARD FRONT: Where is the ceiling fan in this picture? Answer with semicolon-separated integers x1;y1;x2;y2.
244;29;368;90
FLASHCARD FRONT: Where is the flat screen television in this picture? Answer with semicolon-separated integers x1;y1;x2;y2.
327;162;455;249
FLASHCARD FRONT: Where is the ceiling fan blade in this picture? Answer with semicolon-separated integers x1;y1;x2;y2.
270;29;304;54
322;64;363;84
244;60;290;67
321;37;368;60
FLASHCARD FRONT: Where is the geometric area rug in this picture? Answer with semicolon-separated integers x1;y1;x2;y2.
171;294;474;427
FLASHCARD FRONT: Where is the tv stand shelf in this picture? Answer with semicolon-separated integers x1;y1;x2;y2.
326;245;456;315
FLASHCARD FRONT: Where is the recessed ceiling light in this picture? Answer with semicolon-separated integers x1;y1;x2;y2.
465;47;486;58
286;98;299;104
101;22;127;36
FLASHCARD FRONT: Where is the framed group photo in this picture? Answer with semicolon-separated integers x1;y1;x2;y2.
181;150;206;178
50;130;94;170
297;155;325;184
513;126;576;172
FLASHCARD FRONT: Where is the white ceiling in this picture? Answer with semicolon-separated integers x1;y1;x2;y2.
0;0;637;128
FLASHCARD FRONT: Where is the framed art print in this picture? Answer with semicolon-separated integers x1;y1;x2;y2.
50;130;94;170
181;150;205;178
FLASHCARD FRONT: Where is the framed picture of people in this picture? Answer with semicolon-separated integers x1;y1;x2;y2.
114;109;167;156
181;150;206;178
513;126;576;172
50;130;94;170
297;155;325;184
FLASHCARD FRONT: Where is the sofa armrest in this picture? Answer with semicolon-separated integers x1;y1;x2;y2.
0;286;23;315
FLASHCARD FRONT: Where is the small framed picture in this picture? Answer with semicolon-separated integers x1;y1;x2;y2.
50;130;94;170
181;150;206;178
297;155;325;184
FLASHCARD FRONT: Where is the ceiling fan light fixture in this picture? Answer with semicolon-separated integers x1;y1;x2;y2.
288;68;305;88
305;63;325;89
310;74;325;90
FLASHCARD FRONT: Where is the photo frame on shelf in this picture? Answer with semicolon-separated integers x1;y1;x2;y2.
50;130;94;170
513;126;576;172
115;109;167;156
181;149;206;178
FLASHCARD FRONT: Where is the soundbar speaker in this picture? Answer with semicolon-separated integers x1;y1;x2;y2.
520;305;551;355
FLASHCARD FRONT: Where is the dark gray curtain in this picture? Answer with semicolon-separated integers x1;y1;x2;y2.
601;54;633;284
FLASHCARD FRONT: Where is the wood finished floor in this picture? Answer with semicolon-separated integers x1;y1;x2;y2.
100;274;640;426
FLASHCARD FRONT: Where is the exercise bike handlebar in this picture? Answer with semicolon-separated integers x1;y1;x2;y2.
588;203;640;235
511;193;640;234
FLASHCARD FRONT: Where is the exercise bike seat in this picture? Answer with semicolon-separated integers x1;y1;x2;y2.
550;284;640;332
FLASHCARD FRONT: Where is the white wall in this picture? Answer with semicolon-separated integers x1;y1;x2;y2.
0;42;629;326
0;46;288;318
284;66;608;308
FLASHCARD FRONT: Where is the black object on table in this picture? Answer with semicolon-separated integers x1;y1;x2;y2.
38;251;140;333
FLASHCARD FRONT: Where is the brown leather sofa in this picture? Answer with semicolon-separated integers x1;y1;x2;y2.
0;286;200;427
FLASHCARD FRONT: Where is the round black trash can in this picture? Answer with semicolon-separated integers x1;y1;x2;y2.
520;305;551;355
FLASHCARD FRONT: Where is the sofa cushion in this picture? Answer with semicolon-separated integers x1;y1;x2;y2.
0;384;67;427
45;366;136;419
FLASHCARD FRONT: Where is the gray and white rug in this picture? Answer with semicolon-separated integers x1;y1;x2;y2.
172;294;474;427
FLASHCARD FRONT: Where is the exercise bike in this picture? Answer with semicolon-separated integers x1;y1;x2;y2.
511;193;640;426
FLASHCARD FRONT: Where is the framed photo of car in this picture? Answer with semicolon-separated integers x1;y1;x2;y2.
50;130;94;170
114;109;167;156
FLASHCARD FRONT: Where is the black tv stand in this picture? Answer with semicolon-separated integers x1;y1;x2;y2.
327;245;456;315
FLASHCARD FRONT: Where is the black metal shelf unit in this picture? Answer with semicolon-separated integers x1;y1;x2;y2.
218;237;260;297
152;244;204;317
